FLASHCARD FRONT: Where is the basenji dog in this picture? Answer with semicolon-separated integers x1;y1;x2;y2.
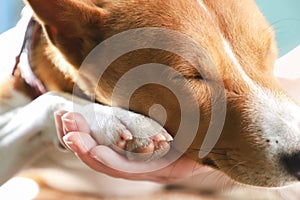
1;0;300;197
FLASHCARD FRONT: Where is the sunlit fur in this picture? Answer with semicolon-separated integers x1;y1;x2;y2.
18;0;300;187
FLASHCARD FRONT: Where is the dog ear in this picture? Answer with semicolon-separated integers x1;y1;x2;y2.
24;0;106;66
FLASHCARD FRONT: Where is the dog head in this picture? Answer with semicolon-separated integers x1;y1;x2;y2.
25;0;300;187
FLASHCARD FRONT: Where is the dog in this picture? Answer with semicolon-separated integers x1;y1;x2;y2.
1;0;300;197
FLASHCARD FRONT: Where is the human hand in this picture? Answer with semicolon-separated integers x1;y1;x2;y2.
54;111;211;183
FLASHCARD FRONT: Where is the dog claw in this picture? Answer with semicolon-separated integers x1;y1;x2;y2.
124;132;173;161
151;141;170;161
115;140;127;151
126;140;155;161
113;129;133;152
152;134;167;142
120;129;133;140
152;132;173;142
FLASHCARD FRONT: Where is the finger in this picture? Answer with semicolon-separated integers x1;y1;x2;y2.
90;146;169;174
61;112;91;134
63;133;134;179
89;147;206;183
65;135;209;183
87;146;172;182
63;131;210;183
83;146;164;181
63;132;97;154
54;110;69;148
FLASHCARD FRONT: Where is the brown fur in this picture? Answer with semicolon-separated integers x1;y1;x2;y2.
13;0;296;187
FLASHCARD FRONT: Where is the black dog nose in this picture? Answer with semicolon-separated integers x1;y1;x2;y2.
282;152;300;181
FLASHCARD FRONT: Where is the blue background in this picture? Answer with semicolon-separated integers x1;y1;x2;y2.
0;1;24;33
255;0;300;56
0;0;299;56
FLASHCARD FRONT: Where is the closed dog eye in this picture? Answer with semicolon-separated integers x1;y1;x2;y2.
172;73;202;80
170;64;209;82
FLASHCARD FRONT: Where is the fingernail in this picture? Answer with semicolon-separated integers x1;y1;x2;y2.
63;133;96;153
55;110;67;117
63;136;78;152
62;118;78;133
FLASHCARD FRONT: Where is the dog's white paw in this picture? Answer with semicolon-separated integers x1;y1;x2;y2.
80;106;173;161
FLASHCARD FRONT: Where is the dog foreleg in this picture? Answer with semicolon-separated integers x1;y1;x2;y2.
0;91;173;185
0;92;78;185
